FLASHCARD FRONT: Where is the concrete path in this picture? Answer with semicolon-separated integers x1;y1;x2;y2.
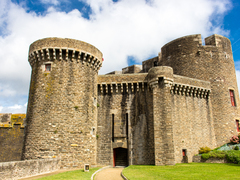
94;167;124;180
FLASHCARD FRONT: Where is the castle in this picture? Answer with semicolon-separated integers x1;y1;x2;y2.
1;34;240;169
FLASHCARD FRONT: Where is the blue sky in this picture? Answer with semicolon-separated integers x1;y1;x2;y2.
0;0;239;113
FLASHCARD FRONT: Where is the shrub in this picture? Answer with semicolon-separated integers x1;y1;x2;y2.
230;135;239;144
210;151;225;159
234;146;239;150
201;151;225;160
199;147;211;154
202;153;210;160
225;150;240;164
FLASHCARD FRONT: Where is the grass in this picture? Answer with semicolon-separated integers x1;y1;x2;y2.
36;167;100;180
122;163;240;180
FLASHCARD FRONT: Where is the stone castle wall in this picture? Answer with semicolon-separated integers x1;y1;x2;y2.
1;34;239;169
159;34;240;146
171;75;216;163
23;38;103;168
0;158;60;180
97;73;155;166
0;114;25;162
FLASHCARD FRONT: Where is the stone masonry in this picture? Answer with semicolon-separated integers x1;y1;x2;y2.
1;34;237;168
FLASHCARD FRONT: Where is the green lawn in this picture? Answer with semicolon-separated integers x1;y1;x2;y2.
36;167;100;180
122;163;240;180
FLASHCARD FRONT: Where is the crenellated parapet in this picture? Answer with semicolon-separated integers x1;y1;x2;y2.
170;83;210;98
98;73;149;94
98;81;149;94
28;37;103;71
28;47;102;71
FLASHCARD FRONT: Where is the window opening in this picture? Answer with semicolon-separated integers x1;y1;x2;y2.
45;64;51;71
126;113;128;139
182;149;186;157
236;120;239;132
154;61;158;67
112;114;114;142
230;90;236;106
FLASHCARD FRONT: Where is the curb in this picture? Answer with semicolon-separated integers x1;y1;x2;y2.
91;166;111;180
121;170;128;180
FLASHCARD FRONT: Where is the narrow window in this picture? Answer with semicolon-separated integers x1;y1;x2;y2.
126;113;128;139
112;114;114;142
236;120;239;132
154;61;158;67
182;149;186;157
45;64;51;71
230;90;236;106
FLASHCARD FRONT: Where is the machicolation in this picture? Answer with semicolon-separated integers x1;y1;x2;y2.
0;34;240;170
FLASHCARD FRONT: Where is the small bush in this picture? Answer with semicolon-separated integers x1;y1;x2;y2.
234;146;239;150
230;135;239;144
225;150;240;164
199;147;211;154
202;153;210;160
201;151;225;160
211;151;225;159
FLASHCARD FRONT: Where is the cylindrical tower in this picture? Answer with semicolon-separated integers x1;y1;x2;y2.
159;34;240;147
23;38;103;168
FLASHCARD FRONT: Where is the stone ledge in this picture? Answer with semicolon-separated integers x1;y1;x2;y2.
0;158;61;180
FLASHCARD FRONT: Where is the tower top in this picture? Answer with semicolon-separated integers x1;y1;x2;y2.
28;37;103;71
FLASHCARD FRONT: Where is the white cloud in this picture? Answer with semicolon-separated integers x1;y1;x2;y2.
0;0;233;113
40;0;60;6
0;103;27;113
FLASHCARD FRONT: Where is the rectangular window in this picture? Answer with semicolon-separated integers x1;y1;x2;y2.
112;114;114;142
236;120;239;132
230;90;236;106
126;113;128;139
182;149;186;157
45;64;51;71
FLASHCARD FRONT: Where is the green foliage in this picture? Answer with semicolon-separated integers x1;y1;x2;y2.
201;150;225;160
97;103;100;107
54;130;57;134
225;150;240;164
234;146;239;150
201;150;240;164
201;153;210;160
199;147;211;154
96;134;99;139
74;106;79;110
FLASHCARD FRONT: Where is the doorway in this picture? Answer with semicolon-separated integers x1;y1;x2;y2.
113;148;128;167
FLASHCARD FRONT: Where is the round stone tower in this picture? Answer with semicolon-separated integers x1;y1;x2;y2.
23;38;103;168
159;34;240;146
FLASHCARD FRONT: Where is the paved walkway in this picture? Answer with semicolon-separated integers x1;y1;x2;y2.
94;167;124;180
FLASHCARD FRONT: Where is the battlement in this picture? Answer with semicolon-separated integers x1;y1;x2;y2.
28;38;103;71
0;113;26;128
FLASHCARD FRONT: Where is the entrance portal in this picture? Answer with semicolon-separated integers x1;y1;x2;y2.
113;148;128;167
